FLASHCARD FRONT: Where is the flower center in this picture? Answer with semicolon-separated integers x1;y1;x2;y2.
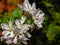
16;32;19;36
13;28;20;36
34;16;39;20
20;24;23;27
9;27;12;32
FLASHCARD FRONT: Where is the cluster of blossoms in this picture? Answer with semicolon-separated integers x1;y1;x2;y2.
0;16;31;44
18;0;44;28
0;0;45;45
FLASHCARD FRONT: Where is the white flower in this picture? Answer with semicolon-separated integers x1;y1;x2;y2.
1;20;15;31
17;0;45;28
23;0;37;14
17;0;37;15
15;16;31;34
32;10;45;28
15;16;26;29
1;20;15;38
2;31;14;39
13;21;31;44
12;27;31;44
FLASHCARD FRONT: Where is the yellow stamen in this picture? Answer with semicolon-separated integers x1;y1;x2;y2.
9;28;12;32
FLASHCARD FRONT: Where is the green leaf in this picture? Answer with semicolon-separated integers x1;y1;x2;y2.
46;23;60;40
25;20;31;24
12;8;23;19
47;31;56;40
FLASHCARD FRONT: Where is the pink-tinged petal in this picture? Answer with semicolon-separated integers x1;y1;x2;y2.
38;18;44;23
20;24;31;33
6;38;13;44
6;37;13;41
22;29;27;33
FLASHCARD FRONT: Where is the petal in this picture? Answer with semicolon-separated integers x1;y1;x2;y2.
13;36;17;44
39;12;45;17
1;23;9;30
19;34;29;43
19;35;23;39
6;40;13;44
30;3;37;15
24;0;29;4
9;20;13;28
17;4;23;10
24;0;30;9
12;26;16;30
7;31;14;38
19;34;28;40
2;31;10;38
6;37;13;44
36;22;43;28
26;32;31;37
32;2;36;8
36;10;45;17
15;19;20;26
37;24;42;28
38;18;44;23
22;34;29;40
31;2;36;10
36;10;41;17
22;40;27;44
20;24;31;33
28;4;31;10
24;0;31;12
20;16;26;24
